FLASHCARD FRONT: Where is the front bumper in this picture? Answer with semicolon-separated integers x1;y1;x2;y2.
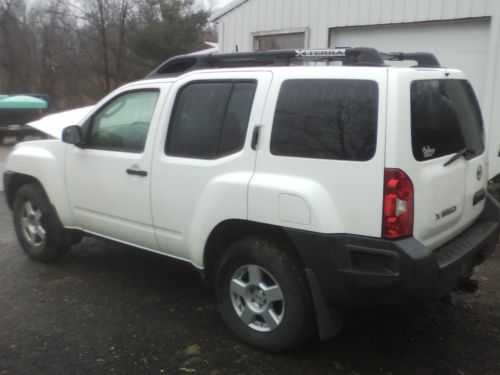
285;194;500;309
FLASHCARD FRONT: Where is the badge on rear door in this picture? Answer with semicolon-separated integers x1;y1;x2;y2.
435;205;457;220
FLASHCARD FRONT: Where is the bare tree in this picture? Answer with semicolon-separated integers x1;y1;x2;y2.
0;0;213;106
0;0;37;92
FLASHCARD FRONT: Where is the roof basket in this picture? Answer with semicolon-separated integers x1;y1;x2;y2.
146;48;441;78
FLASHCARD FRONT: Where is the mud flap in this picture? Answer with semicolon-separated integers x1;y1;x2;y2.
305;268;344;340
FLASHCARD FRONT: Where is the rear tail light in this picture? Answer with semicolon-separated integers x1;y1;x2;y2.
382;168;414;239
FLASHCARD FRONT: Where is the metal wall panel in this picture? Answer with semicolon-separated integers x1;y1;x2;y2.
416;0;430;21
213;0;495;52
257;0;266;31
485;1;500;177
380;0;395;24
442;0;458;19
391;0;405;23
428;0;444;20
290;0;302;26
299;0;310;27
370;0;383;24
358;0;371;25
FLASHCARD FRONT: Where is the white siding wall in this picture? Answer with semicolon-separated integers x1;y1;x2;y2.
485;1;500;177
214;0;496;52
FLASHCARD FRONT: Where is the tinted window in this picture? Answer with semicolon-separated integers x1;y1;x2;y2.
411;80;484;161
167;81;257;158
87;90;159;152
270;79;379;161
219;83;257;154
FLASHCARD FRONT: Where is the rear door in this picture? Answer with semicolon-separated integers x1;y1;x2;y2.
150;71;272;266
386;69;486;249
249;68;388;236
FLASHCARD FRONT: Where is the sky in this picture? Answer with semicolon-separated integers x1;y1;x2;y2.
215;0;234;8
198;0;234;10
27;0;236;11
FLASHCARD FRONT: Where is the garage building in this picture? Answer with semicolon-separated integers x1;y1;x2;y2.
210;0;500;178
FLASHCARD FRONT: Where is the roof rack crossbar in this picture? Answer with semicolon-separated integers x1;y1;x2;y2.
146;48;440;78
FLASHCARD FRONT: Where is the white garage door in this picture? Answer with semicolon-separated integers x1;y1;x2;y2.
330;18;491;106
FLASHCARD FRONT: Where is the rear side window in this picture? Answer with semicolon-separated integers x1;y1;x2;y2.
411;80;484;161
270;79;379;161
166;81;257;158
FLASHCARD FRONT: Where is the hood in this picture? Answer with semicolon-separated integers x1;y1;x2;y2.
27;106;94;139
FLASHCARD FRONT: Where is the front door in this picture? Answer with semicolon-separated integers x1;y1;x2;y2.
65;88;162;250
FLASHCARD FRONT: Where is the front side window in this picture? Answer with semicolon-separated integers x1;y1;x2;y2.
270;79;379;161
87;90;159;152
166;81;257;158
411;79;484;161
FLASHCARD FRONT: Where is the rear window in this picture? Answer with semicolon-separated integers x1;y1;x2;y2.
411;79;484;161
270;79;379;161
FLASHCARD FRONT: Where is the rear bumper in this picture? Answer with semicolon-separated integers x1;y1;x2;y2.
285;194;500;308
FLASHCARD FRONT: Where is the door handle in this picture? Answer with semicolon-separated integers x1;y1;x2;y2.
251;126;261;150
126;168;148;177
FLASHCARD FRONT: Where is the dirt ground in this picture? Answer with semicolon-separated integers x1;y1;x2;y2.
1;144;499;374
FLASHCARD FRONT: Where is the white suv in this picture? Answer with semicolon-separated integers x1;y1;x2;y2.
4;48;499;351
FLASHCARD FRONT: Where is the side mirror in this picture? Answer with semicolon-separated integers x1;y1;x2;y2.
62;125;84;147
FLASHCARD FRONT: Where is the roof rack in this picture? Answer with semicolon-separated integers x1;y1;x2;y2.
379;52;441;68
146;48;441;78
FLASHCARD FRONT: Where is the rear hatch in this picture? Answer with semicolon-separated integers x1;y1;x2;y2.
387;69;486;250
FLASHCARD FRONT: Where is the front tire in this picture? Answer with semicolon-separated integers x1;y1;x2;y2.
215;236;314;351
13;183;71;262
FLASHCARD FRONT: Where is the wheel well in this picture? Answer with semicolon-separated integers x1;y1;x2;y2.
203;220;303;283
5;173;43;209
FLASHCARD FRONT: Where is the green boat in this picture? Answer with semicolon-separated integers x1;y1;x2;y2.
0;95;50;143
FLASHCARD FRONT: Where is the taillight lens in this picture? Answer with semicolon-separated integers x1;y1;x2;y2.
382;168;414;238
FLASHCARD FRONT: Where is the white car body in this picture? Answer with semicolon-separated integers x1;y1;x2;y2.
27;106;94;139
6;67;488;267
4;49;498;348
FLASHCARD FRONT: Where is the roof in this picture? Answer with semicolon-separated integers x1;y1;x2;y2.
209;0;248;22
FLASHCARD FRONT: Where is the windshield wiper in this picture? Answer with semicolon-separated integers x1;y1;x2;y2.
443;148;475;167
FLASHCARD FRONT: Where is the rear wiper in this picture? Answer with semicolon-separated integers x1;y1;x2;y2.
443;148;475;167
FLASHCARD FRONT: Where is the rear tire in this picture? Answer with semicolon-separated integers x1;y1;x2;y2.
13;183;71;262
215;235;315;351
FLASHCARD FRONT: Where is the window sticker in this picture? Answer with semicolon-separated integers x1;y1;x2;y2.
422;145;436;158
